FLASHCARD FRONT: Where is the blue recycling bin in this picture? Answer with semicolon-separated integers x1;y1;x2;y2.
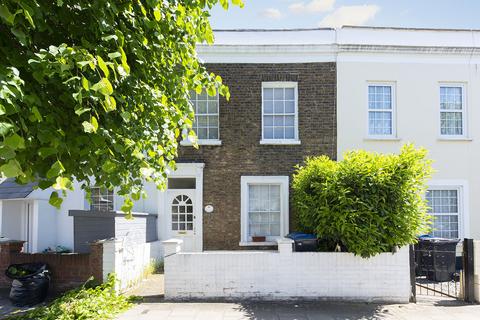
286;232;318;252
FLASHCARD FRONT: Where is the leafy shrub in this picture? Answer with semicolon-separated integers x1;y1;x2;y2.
7;274;132;320
292;144;433;258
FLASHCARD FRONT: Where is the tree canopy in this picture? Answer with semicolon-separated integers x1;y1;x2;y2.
0;0;243;211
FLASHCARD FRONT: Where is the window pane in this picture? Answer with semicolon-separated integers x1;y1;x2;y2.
368;111;392;135
274;101;284;113
274;127;284;139
274;88;284;100
197;101;207;113
285;127;295;139
263;88;273;100
264;115;274;126
440;87;462;110
90;187;114;211
264;101;274;114
285;101;295;113
264;127;274;139
285;88;295;100
368;85;392;110
168;178;196;189
207;101;218;114
440;112;463;135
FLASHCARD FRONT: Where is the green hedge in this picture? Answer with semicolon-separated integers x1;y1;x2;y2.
292;144;433;258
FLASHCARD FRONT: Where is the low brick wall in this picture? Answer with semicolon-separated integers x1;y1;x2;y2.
163;238;411;303
0;240;103;292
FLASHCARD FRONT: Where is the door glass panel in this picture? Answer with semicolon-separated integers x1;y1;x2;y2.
171;194;194;232
168;178;196;189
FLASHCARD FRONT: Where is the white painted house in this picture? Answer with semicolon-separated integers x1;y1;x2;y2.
336;26;480;240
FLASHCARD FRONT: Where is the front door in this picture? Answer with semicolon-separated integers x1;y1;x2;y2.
167;189;200;251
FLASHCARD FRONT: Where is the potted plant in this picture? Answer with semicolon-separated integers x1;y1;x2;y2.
252;234;266;242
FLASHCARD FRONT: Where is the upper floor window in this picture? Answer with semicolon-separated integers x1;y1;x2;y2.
261;82;299;144
368;84;395;137
189;91;219;142
90;187;114;211
440;85;465;137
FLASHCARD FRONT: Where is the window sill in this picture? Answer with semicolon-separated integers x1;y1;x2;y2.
437;137;472;142
181;140;222;146
259;140;301;145
364;137;401;141
239;241;277;247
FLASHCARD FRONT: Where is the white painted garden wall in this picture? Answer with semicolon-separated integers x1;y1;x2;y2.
163;238;411;303
102;239;163;291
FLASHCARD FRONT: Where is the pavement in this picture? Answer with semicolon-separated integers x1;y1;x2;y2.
118;275;480;320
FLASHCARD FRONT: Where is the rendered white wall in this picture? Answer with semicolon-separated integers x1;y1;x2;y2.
163;239;411;303
102;239;163;292
337;59;480;239
0;201;24;241
34;199;57;252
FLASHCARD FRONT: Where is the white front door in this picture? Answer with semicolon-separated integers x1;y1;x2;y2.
167;189;201;252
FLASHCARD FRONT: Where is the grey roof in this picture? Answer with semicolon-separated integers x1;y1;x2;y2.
0;178;37;199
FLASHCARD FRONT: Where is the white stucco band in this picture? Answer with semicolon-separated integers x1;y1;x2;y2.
163;238;411;303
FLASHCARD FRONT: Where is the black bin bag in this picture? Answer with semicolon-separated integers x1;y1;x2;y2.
5;263;50;307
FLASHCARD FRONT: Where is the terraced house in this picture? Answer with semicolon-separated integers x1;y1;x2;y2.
0;27;479;254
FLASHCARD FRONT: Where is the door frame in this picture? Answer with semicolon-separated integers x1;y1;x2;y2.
158;163;204;252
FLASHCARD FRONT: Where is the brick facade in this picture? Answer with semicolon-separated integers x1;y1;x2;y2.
178;63;336;250
0;241;103;292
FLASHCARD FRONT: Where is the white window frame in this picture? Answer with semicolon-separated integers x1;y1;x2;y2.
181;92;221;146
89;186;115;212
260;82;300;145
366;82;397;139
240;176;289;246
438;83;467;139
426;180;469;239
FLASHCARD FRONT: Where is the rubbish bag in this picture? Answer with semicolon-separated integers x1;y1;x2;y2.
5;263;50;307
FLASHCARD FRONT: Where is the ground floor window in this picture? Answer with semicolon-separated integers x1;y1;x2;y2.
426;188;461;239
240;176;289;244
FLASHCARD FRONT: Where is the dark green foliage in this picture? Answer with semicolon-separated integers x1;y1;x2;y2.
6;274;132;320
292;144;433;258
0;0;242;213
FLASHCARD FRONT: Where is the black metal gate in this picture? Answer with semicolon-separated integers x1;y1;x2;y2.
410;238;475;302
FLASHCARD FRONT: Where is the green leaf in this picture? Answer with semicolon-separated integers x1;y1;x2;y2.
121;197;134;214
0;5;14;25
46;160;65;179
0;159;23;177
103;96;116;112
96;55;109;78
4;133;25;150
31;106;42;121
107;52;122;59
91;78;113;96
38;147;57;158
23;9;35;28
49;191;63;208
0;122;14;136
119;47;130;74
0;145;15;159
102;160;116;173
81;76;89;91
53;176;73;190
75;106;90;116
153;7;161;21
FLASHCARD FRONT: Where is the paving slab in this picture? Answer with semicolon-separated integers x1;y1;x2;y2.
119;276;480;320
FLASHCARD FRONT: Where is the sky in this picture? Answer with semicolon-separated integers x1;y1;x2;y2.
209;0;480;30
